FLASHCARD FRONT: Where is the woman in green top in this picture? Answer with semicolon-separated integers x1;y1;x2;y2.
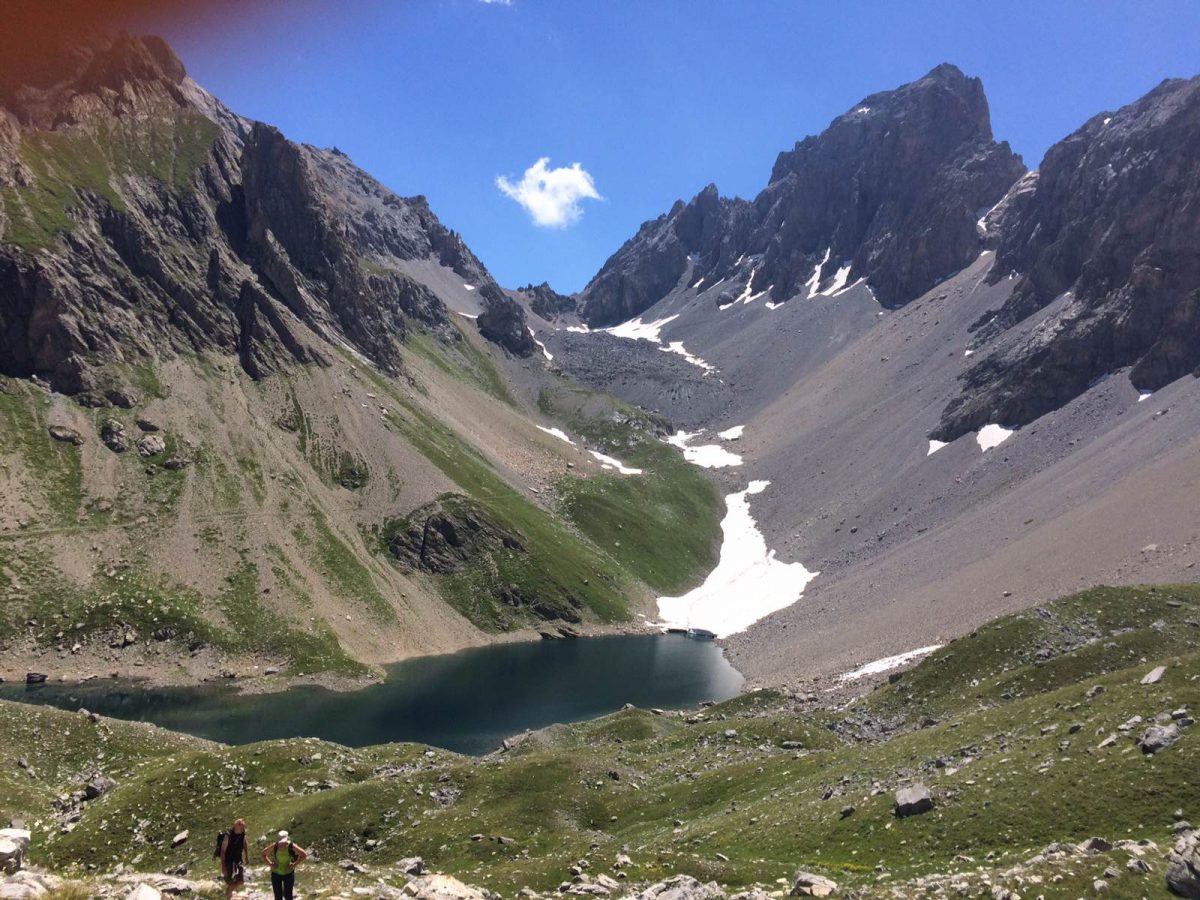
260;830;308;900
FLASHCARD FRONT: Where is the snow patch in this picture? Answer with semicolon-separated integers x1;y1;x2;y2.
1102;117;1112;126
820;263;852;296
564;324;590;333
976;424;1013;452
454;311;479;320
589;450;643;475
657;481;818;637
665;431;743;468
735;267;760;304
927;440;947;456
718;425;745;441
692;276;706;290
963;349;974;357
537;426;575;446
805;248;831;297
661;341;715;373
1138;390;1152;402
606;314;680;342
528;328;553;361
840;645;943;682
463;283;476;292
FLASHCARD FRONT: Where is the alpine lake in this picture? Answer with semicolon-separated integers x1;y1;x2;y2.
0;633;743;754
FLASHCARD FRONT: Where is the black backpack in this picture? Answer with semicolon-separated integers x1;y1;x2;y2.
212;831;225;859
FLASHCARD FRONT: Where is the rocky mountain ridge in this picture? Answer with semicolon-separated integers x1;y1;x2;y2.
0;34;536;401
577;64;1025;326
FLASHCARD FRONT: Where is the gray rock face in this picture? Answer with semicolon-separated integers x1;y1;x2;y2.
387;495;526;576
1168;830;1200;898
634;875;726;900
894;783;934;817
577;64;1022;326
937;74;1200;440
517;282;576;321
477;284;536;357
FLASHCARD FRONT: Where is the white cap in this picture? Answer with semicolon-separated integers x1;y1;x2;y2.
278;831;289;840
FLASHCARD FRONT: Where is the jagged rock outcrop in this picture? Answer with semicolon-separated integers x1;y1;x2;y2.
387;495;525;575
477;283;537;357
0;33;517;396
936;75;1200;439
518;281;577;321
578;64;1023;326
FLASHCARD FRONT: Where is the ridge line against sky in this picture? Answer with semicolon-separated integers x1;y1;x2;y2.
129;0;1200;293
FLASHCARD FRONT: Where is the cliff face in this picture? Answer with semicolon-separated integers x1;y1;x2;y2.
0;34;532;400
577;64;1024;326
935;75;1200;439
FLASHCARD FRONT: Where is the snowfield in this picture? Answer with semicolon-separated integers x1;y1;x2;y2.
927;439;947;456
718;425;745;440
976;423;1014;452
665;431;743;468
536;426;575;446
606;314;680;342
839;644;943;682
657;480;819;637
588;450;643;475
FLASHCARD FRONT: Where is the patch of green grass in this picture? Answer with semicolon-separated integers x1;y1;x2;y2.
0;380;83;525
308;511;394;623
406;326;517;407
556;417;721;594
214;562;368;675
3;585;1197;897
347;356;635;630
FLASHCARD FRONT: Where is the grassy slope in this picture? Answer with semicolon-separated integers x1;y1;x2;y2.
2;584;1196;898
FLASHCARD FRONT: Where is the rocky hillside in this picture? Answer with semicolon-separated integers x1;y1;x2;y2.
934;73;1200;439
577;64;1024;326
0;34;723;683
1;584;1197;898
540;64;1200;687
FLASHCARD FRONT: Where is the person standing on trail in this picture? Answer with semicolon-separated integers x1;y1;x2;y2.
261;829;308;900
218;817;249;899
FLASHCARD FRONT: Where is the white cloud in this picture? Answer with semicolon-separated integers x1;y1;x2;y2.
479;0;512;5
496;157;601;228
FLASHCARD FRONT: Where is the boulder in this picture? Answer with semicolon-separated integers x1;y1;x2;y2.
100;419;128;453
398;856;427;876
894;783;934;817
0;870;63;899
137;435;166;457
135;418;161;433
1139;724;1181;754
791;871;839;897
634;875;726;900
127;884;163;900
170;830;188;847
47;425;84;445
1142;665;1167;685
1167;830;1200;898
0;829;31;874
23;673;46;685
84;775;116;800
401;873;492;900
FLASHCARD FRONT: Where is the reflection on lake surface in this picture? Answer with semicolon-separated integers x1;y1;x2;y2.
0;633;743;754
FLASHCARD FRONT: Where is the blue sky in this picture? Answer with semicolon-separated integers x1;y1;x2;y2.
156;0;1200;293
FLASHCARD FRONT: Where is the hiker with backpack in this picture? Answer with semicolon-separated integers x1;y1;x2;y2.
215;818;250;899
261;830;308;900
